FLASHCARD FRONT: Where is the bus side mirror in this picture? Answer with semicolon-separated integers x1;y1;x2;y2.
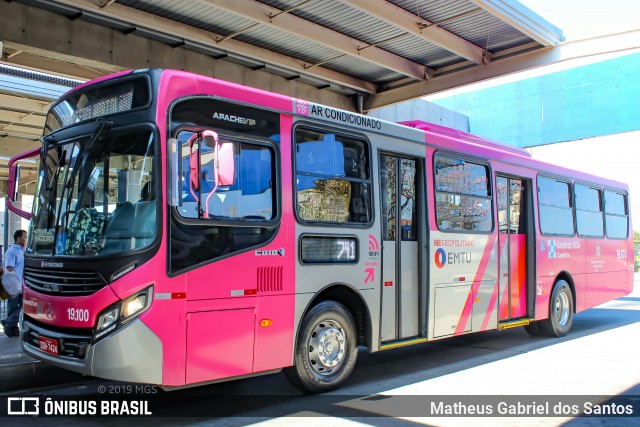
168;137;181;207
216;142;235;186
201;130;235;187
9;164;20;203
7;147;41;220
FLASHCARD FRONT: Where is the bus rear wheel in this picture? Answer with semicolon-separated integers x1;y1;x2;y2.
284;301;358;393
540;280;574;337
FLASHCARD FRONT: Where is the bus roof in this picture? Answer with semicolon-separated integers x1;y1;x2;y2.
72;69;629;193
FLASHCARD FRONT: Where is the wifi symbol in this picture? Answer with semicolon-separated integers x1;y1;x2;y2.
368;235;379;251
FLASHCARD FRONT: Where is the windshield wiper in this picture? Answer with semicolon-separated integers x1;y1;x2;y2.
66;119;113;190
53;119;113;255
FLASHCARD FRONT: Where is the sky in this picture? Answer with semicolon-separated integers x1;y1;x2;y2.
426;0;640;229
519;0;639;41
516;0;640;227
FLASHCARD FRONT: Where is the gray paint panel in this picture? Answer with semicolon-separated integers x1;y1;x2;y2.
23;319;163;384
433;284;471;337
92;319;163;384
400;241;420;338
381;240;396;341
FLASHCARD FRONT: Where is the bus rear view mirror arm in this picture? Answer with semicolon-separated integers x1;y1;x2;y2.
7;147;41;220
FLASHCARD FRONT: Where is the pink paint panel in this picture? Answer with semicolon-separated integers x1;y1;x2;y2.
403;120;530;157
108;254;187;386
498;279;510;321
186;309;255;384
572;273;586;313
509;234;527;318
583;271;628;309
498;234;509;321
584;238;629;274
23;285;118;328
109;257;168;299
536;237;585;281
454;234;496;334
150;73;297;385
534;275;554;320
253;295;296;372
424;147;438;231
156;70;293;117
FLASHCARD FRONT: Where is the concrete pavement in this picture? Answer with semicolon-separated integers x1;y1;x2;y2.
0;274;639;426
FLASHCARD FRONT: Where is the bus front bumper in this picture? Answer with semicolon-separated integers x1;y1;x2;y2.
21;318;163;384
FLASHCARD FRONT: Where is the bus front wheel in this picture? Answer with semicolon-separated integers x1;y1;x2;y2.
284;300;358;393
540;280;574;337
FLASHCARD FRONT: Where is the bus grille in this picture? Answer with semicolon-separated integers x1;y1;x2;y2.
22;318;92;360
24;266;106;296
257;266;283;293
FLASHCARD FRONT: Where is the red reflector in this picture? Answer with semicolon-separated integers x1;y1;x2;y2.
459;277;465;282
171;293;186;299
244;289;257;295
384;281;393;287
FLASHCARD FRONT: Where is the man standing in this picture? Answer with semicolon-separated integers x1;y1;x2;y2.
2;230;27;337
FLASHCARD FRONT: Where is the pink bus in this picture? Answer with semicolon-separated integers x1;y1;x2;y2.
8;69;633;393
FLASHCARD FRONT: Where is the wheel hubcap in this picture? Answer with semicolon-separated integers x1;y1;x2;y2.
554;291;570;327
308;320;347;375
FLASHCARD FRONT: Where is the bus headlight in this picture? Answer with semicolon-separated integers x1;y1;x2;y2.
122;294;147;319
120;286;153;322
94;285;153;341
98;307;120;331
96;307;120;339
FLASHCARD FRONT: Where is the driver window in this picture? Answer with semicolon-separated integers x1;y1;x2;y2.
177;131;276;221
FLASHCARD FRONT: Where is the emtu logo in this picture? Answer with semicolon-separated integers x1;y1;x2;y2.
435;248;447;268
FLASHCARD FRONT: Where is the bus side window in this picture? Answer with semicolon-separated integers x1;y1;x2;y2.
538;176;574;236
295;127;371;225
434;154;492;232
175;130;275;221
604;190;628;239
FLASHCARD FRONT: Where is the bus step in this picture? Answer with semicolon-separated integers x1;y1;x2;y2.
380;337;429;350
498;319;535;330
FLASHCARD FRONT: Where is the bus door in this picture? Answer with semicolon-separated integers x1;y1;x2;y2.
379;154;420;342
496;176;529;320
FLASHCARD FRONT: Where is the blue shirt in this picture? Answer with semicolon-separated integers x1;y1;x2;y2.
4;243;25;285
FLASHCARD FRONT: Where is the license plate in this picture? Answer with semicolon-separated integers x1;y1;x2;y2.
39;336;59;356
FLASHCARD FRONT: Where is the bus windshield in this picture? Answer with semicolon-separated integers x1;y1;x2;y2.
28;127;158;256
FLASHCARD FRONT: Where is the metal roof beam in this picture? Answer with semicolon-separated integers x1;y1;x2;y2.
337;0;489;65
46;0;378;93
0;94;50;115
198;0;431;80
469;0;564;46
366;30;640;110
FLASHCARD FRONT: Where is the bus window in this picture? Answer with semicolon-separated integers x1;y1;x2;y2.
434;154;492;232
537;176;574;236
575;184;604;238
295;128;371;225
604;190;629;239
177;130;275;221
